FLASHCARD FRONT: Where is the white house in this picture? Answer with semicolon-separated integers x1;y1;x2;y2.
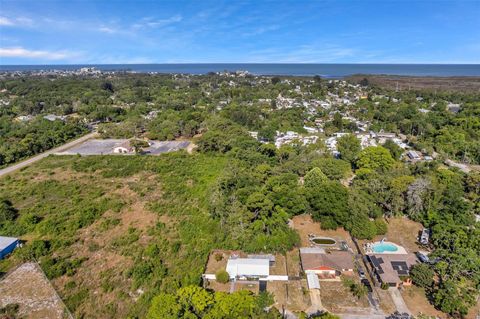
226;258;270;280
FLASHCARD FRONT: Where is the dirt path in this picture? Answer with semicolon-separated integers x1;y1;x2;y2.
0;132;97;179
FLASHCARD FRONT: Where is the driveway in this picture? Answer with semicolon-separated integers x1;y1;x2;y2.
0;132;97;178
306;288;323;314
388;287;410;314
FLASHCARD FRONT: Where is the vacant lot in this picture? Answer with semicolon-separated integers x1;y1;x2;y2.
320;281;369;313
402;286;447;318
268;280;311;313
0;262;72;319
57;139;190;155
0;154;228;318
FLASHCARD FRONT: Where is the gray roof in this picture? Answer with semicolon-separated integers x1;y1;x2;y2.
299;247;326;254
0;236;18;250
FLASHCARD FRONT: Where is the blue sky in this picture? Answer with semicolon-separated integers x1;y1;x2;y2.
0;0;479;64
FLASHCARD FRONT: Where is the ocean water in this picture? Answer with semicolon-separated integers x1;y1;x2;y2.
1;63;480;77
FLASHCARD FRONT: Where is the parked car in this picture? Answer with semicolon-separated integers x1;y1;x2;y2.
357;266;366;279
416;251;430;263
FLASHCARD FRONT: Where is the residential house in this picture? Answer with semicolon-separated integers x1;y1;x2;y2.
43;114;66;122
300;247;354;279
367;254;417;288
225;257;270;280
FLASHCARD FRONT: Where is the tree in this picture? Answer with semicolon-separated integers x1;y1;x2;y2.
333;112;343;130
356;146;395;171
337;134;361;163
147;293;182;319
129;139;149;153
0;199;17;223
101;81;114;93
310;312;341;319
433;279;476;317
406;178;432;220
271;77;281;85
304;167;328;189
307;181;349;229
311;158;351;180
177;286;215;316
383;139;403;160
351;282;368;299
215;270;230;284
410;264;434;289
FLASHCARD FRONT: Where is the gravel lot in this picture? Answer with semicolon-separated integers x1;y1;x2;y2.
57;139;190;155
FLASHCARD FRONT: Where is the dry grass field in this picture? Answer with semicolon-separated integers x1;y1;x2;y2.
348;75;480;92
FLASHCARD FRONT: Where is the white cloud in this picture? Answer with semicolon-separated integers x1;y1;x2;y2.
0;47;72;60
242;25;280;37
0;16;34;27
132;15;182;29
0;16;14;26
98;26;117;34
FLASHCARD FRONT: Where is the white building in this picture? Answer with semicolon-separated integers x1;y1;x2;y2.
226;258;270;280
113;141;134;154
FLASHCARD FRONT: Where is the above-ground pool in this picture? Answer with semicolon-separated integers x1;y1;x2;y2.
311;237;336;246
372;242;399;253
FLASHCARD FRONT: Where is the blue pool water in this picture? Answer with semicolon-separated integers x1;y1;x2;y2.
372;242;398;253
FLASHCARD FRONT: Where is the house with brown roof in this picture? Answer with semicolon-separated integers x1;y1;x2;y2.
367;253;417;288
300;247;354;279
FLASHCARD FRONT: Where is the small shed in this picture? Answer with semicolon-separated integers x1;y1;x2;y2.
0;236;19;259
306;272;320;289
113;141;134;154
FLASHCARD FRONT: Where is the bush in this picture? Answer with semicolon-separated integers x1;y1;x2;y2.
215;270;230;283
214;253;223;262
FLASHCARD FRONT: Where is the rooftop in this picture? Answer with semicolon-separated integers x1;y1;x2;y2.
0;236;18;250
300;250;354;272
368;253;417;284
226;258;270;279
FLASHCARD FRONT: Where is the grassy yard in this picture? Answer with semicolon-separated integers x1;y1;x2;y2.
0;153;229;318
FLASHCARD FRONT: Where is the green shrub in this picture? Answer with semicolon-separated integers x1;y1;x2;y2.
215;270;230;283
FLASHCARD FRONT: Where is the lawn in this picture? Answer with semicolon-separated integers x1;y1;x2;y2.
0;153;229;318
401;286;448;319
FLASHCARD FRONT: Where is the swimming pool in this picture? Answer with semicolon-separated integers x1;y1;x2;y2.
372;242;399;253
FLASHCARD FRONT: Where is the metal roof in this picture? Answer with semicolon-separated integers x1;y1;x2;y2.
226;258;269;279
0;236;18;250
306;272;320;289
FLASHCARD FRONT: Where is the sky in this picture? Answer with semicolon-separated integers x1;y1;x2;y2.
0;0;479;64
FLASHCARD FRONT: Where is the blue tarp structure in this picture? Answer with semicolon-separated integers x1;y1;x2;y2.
0;236;19;259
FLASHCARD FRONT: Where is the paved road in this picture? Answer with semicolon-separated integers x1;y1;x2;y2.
388;287;410;314
0;132;97;178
